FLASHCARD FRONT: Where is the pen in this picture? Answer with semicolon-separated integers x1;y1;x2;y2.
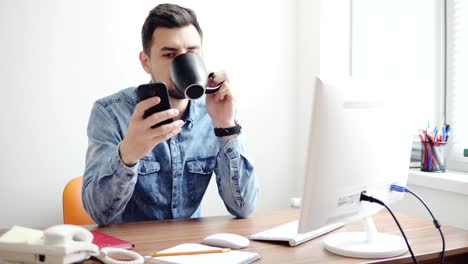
445;125;451;141
151;248;231;257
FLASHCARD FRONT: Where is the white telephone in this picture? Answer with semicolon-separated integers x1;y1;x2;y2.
0;225;144;264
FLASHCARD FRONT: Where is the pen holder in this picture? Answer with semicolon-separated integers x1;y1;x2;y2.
421;141;446;172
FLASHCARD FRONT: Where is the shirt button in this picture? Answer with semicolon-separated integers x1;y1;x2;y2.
172;204;176;209
227;148;233;153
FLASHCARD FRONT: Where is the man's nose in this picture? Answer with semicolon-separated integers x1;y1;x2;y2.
179;49;188;55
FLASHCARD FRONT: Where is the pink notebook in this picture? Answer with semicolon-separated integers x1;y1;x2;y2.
91;230;134;249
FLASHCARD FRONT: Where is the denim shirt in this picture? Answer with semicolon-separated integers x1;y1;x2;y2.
82;87;258;226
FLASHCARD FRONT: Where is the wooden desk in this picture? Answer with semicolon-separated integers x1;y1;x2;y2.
89;209;468;263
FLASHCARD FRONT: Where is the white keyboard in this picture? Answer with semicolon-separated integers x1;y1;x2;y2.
250;220;344;246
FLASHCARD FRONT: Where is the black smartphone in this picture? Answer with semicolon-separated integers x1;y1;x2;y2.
137;82;173;128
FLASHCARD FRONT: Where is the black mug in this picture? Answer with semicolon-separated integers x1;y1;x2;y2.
170;53;222;100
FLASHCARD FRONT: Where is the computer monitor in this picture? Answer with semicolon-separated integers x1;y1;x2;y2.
298;76;415;258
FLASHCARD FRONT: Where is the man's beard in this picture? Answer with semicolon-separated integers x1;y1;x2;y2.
151;78;186;100
167;86;186;100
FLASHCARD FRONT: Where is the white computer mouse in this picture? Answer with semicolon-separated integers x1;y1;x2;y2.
201;233;250;249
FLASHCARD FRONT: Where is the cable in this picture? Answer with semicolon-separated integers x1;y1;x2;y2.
391;184;445;264
360;192;418;264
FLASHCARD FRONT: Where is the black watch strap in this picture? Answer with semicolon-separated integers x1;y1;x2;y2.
214;123;242;137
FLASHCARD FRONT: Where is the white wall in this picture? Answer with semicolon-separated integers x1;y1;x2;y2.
0;0;320;227
392;171;468;230
394;185;468;230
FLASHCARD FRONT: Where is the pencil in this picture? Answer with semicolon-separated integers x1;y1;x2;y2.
151;248;231;257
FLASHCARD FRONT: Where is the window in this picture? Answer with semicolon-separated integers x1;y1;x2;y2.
348;0;442;167
446;0;468;171
321;0;468;172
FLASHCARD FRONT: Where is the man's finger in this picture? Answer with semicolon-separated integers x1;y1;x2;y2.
149;119;185;138
214;82;233;102
133;97;161;120
152;126;183;143
209;71;229;86
142;108;180;129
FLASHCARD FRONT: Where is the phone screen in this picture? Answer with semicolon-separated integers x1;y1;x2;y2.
137;82;173;128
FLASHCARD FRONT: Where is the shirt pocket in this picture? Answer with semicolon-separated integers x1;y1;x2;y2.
186;157;216;201
135;159;161;204
138;159;160;175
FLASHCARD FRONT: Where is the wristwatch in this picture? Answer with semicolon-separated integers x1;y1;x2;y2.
214;122;242;137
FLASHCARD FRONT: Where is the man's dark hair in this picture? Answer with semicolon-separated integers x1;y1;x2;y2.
141;3;203;55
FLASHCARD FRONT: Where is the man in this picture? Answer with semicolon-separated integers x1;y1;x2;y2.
82;3;258;226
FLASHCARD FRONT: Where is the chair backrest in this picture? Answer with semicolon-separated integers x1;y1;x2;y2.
63;176;95;225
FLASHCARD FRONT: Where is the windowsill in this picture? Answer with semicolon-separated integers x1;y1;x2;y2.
408;168;468;195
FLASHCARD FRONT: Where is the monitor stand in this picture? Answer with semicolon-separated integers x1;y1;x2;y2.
323;216;408;258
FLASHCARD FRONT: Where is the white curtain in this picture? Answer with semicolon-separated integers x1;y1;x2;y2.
351;0;441;122
446;0;468;168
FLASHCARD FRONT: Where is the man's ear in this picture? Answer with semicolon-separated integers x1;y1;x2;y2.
139;51;152;74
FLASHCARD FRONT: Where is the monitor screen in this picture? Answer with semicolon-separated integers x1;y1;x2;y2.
298;76;415;258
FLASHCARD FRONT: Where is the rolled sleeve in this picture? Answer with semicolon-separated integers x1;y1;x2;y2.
82;102;139;226
215;136;258;218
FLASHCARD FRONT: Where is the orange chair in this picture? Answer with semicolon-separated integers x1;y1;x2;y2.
63;176;96;225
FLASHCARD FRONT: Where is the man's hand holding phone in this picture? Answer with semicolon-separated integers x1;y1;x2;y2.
119;83;184;167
